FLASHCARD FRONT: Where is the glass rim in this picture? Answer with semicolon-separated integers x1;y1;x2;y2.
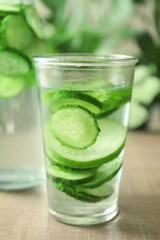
33;53;139;67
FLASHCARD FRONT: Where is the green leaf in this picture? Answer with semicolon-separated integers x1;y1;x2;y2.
136;32;160;64
101;0;133;28
128;101;149;129
154;0;160;38
134;64;157;84
132;76;160;105
41;0;65;24
133;0;146;3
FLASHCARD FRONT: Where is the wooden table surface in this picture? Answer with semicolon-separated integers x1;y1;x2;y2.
0;131;160;240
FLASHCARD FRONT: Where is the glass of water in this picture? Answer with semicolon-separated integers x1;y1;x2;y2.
34;53;138;225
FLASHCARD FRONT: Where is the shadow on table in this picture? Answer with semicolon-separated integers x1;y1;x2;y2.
85;195;160;238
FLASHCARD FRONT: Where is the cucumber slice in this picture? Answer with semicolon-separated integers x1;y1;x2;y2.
87;87;131;118
49;105;100;149
0;4;21;15
46;146;98;171
44;118;126;168
81;157;122;188
47;161;96;184
3;15;32;50
128;101;149;129
78;184;113;198
24;5;44;39
101;87;132;112
97;108;118;119
0;51;30;76
22;36;46;59
53;181;113;203
42;90;102;114
0;74;25;98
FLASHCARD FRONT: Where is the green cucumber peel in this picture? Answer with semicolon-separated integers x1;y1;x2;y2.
52;181;113;203
46;160;96;185
45;148;98;171
101;87;132;112
97;107;118;119
88;87;131;117
81;157;122;188
42;90;102;115
46;154;98;171
44;118;126;169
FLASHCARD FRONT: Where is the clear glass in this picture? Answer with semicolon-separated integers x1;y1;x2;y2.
34;53;138;225
0;0;46;190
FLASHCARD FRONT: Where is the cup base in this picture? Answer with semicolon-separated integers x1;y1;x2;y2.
0;168;45;191
49;204;118;226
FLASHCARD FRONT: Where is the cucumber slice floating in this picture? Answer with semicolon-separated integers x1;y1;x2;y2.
81;157;122;188
47;161;96;184
24;5;44;39
44;118;126;168
87;87;132;118
3;15;32;50
97;108;118;119
0;74;25;98
49;105;100;149
45;145;99;171
101;87;132;112
42;90;102;114
53;181;113;203
0;51;30;76
46;153;98;171
78;184;113;198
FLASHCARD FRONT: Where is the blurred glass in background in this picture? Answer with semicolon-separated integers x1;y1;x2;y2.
0;0;52;190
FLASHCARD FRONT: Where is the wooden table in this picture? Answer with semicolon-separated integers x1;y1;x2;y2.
0;131;160;240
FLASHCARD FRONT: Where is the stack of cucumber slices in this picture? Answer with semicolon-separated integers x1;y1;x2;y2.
43;86;130;202
0;4;48;99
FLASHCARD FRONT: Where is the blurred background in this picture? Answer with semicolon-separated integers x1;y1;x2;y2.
36;0;160;132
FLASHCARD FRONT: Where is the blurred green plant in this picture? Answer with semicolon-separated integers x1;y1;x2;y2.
128;65;160;129
42;0;134;53
41;0;160;130
129;0;160;130
134;0;160;77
